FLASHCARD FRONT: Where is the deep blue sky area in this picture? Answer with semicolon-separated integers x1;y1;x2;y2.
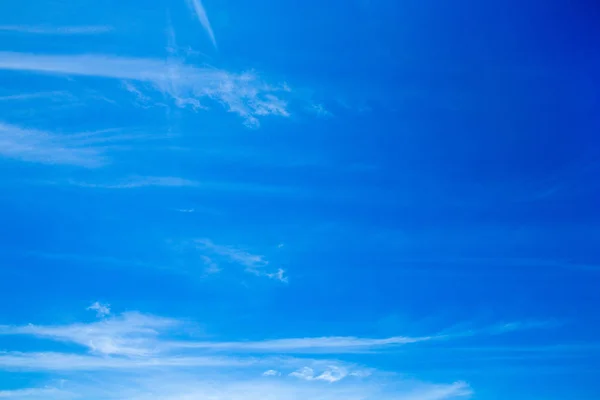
0;1;599;399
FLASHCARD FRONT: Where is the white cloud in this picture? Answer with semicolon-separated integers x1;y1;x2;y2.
0;352;252;371
0;91;73;102
314;366;349;383
307;103;333;117
195;239;288;282
0;310;431;358
201;255;221;274
0;311;180;356
121;81;153;105
289;366;316;380
185;0;217;48
0;123;155;167
67;176;200;189
0;387;65;399
176;208;196;213
262;369;281;376
289;365;348;383
265;268;288;283
196;239;268;269
0;52;291;126
0;306;548;360
0;122;107;167
5;374;472;400
87;302;111;317
175;335;431;353
0;306;472;400
0;25;113;35
400;382;472;400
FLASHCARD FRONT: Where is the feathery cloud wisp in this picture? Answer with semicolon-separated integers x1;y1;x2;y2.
67;176;200;189
87;302;111;317
196;239;288;282
185;0;217;48
0;309;429;358
0;311;179;357
0;122;107;167
0;25;113;35
1;374;472;400
289;366;349;383
0;123;161;167
173;334;431;353
0;52;290;126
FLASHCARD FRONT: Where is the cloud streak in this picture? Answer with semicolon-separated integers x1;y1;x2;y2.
196;239;288;282
0;52;290;126
0;308;430;360
0;122;107;167
174;335;432;353
0;123;157;167
2;374;472;400
6;305;564;399
68;176;200;189
87;301;111;317
186;0;217;48
2;308;543;358
0;25;113;35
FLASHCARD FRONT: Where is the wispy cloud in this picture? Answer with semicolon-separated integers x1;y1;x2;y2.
0;311;180;357
201;255;222;274
185;0;217;48
67;176;200;189
2;374;472;400
0;123;157;167
0;52;291;126
289;366;349;382
3;308;544;358
87;301;111;318
0;305;477;399
173;334;431;353
0;308;429;359
0;25;113;35
62;177;296;194
262;369;281;376
196;239;288;282
0;387;64;399
0;352;252;371
0;122;107;167
0;91;73;102
307;103;333;117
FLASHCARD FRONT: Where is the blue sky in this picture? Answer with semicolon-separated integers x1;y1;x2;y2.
0;0;599;399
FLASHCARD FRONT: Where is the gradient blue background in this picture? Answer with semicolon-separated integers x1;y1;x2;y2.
0;0;599;399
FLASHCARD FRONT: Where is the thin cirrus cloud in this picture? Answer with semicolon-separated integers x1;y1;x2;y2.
5;304;572;399
0;306;426;360
62;177;298;196
0;90;74;102
173;335;432;354
0;387;64;399
0;122;108;167
0;373;473;400
67;176;201;189
196;238;288;282
0;123;157;167
0;25;113;34
0;352;254;371
0;305;547;359
0;311;181;357
87;301;111;317
289;366;349;383
0;304;473;400
0;51;291;127
185;0;217;48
